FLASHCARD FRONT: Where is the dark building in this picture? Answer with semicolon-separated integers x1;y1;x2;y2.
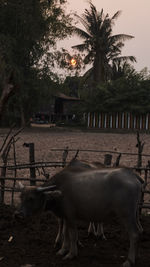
32;93;80;123
53;93;80;122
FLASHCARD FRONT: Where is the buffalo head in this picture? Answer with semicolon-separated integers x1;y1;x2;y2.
16;182;62;217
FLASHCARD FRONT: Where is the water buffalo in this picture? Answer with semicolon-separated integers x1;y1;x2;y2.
54;159;106;247
18;166;143;267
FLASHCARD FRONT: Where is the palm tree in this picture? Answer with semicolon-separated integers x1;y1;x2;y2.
72;2;136;84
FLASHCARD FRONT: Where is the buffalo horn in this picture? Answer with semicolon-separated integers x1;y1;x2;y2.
36;185;56;192
17;182;25;191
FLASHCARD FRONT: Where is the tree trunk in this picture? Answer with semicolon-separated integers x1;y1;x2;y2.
93;53;105;84
20;104;26;127
0;72;17;121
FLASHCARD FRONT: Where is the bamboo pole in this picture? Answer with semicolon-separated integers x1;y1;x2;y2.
11;137;17;205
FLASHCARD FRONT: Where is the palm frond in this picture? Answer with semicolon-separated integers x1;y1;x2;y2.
84;51;94;64
73;27;91;40
110;34;134;43
74;14;92;35
82;4;100;35
72;43;88;52
111;10;122;21
82;67;93;81
114;56;136;62
113;56;137;63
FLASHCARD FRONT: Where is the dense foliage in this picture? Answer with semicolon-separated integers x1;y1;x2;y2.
0;1;150;126
79;67;150;114
0;0;72;125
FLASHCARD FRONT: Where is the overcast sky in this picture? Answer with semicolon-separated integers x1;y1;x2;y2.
59;0;150;72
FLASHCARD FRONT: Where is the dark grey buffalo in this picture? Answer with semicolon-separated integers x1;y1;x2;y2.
18;165;143;267
54;159;106;247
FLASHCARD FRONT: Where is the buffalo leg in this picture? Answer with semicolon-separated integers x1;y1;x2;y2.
97;223;106;240
88;222;106;240
122;213;142;267
63;224;78;260
57;220;70;256
122;232;139;267
88;222;96;236
55;218;63;248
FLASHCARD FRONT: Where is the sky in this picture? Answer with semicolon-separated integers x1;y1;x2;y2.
59;0;150;72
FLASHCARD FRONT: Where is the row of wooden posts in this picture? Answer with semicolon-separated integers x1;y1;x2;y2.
87;112;150;130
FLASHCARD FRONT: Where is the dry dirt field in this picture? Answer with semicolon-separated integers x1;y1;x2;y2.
2;126;150;169
0;127;150;267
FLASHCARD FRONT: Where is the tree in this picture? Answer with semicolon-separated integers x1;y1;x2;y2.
72;2;135;84
78;62;150;114
0;0;72;125
111;60;136;80
105;76;150;114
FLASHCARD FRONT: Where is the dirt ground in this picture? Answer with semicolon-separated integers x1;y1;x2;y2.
2;127;150;170
0;127;150;266
0;205;150;267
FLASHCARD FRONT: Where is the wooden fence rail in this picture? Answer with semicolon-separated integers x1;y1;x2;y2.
0;177;47;182
0;162;64;170
51;148;150;158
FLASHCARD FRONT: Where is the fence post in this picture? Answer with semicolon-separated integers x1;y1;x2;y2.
136;131;145;168
140;169;148;215
114;153;122;167
23;143;36;185
104;154;112;166
62;146;69;167
0;141;12;204
11;137;17;205
0;166;6;204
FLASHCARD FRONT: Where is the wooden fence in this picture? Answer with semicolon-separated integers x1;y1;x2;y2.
0;141;70;205
0;126;69;205
87;112;150;130
0;127;150;210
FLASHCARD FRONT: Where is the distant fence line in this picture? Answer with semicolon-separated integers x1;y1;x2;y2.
87;112;150;130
